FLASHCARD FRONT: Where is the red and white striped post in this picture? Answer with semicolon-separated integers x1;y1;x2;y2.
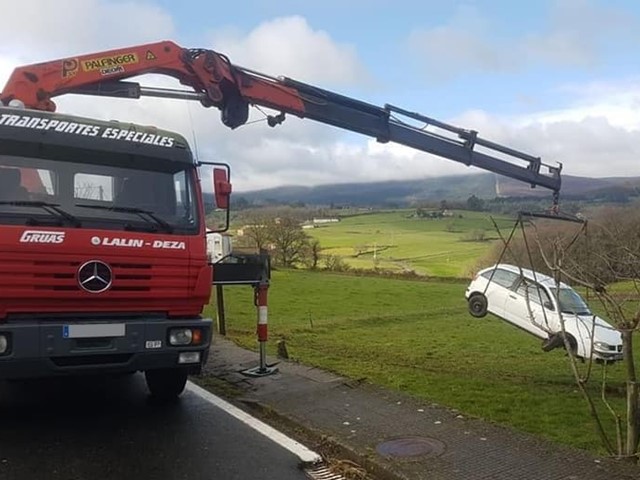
256;282;269;365
242;280;278;377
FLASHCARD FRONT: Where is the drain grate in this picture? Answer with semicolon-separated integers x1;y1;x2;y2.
304;463;350;480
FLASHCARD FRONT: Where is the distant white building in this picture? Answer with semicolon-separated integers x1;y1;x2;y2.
312;218;340;224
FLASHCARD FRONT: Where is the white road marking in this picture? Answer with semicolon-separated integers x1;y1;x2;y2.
185;381;322;465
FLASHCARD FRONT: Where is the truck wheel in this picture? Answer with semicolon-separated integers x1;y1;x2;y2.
468;293;488;318
145;369;188;400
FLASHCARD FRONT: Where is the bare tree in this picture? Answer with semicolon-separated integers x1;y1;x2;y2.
324;254;351;272
500;206;640;461
558;208;640;460
303;238;322;269
242;213;272;252
268;216;311;267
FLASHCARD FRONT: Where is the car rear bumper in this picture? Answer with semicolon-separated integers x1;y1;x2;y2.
0;316;212;380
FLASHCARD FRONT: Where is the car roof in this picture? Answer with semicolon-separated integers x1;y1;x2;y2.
479;264;571;289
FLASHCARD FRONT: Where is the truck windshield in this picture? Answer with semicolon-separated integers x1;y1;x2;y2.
0;154;198;234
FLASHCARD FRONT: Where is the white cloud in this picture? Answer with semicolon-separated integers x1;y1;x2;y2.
452;81;640;178
207;16;370;87
407;5;514;79
522;0;636;68
0;6;367;191
235;78;640;190
0;2;637;194
0;0;175;59
408;0;639;79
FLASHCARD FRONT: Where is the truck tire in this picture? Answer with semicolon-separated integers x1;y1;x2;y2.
468;293;488;318
145;369;188;400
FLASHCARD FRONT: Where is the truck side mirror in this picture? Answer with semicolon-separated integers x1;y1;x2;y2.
544;300;554;311
213;167;232;209
198;161;231;233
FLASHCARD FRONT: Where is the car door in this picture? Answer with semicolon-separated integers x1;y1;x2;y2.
482;268;521;318
502;279;553;339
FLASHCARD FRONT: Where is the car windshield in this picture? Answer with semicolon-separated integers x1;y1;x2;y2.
557;288;591;315
0;154;198;234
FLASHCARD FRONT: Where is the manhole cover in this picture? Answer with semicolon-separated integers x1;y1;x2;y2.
376;436;445;458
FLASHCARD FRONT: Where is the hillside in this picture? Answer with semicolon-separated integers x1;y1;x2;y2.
497;175;640;198
233;173;640;207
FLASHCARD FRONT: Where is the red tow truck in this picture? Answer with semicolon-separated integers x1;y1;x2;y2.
0;40;562;399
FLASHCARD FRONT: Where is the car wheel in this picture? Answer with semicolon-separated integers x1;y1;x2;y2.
541;333;564;352
468;293;488;318
553;333;579;359
564;334;577;354
565;334;580;360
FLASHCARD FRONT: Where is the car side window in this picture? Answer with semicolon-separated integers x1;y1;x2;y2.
516;281;551;306
482;269;519;288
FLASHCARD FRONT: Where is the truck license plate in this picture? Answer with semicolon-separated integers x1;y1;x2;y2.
62;323;126;339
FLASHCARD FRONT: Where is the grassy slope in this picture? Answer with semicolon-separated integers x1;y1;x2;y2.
206;270;631;455
307;210;515;277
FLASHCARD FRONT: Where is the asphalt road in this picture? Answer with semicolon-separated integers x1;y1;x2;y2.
0;374;311;480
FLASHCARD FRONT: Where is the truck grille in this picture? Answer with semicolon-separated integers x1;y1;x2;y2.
51;354;133;367
0;252;192;298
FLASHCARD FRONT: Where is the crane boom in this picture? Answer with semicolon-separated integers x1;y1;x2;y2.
0;40;561;193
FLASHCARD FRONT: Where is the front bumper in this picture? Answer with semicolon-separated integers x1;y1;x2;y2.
592;350;623;362
0;316;212;380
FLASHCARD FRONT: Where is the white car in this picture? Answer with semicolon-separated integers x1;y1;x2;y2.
465;264;623;362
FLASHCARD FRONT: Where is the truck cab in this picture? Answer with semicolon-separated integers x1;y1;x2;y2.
0;106;220;399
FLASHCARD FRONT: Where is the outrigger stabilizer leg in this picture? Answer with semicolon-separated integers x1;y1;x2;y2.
241;279;279;377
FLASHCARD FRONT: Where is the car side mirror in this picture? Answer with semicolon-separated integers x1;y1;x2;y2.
543;300;554;311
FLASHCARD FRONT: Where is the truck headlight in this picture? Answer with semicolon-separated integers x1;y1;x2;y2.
0;334;8;355
594;341;610;351
168;328;203;346
169;328;193;346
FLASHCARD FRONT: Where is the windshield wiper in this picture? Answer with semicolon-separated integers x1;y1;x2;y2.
561;308;592;316
74;204;174;233
0;200;81;227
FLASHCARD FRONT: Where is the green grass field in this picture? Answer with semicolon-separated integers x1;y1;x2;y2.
306;210;515;277
211;209;637;454
205;269;632;455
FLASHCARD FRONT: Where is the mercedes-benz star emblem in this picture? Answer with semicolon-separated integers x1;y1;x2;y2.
77;260;113;293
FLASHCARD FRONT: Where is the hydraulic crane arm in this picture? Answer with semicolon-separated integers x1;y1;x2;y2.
0;40;561;194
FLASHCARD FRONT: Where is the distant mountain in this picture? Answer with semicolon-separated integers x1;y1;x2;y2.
232;173;640;207
497;175;640;198
236;174;497;207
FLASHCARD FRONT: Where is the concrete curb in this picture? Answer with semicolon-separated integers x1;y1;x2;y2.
236;395;411;480
200;336;640;480
192;373;407;480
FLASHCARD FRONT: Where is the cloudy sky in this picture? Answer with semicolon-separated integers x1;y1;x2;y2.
1;0;639;191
